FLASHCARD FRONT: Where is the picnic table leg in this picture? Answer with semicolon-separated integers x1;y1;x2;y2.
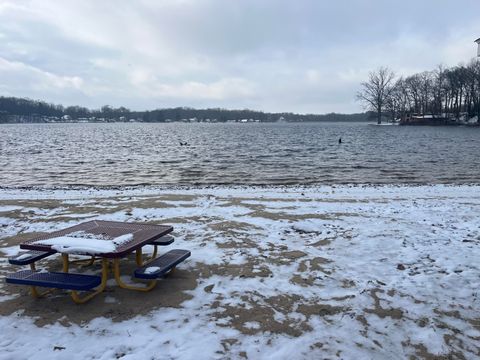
69;255;96;267
70;258;109;304
142;245;158;263
83;256;96;267
29;283;53;298
113;258;157;292
28;260;55;298
135;246;161;266
151;245;158;259
29;285;54;298
29;258;39;296
135;249;143;266
140;244;164;265
62;254;69;272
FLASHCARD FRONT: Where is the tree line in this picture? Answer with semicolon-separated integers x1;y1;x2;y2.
357;59;480;124
0;96;369;123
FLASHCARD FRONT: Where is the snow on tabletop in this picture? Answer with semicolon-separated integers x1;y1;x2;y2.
33;233;134;255
0;185;479;359
112;233;134;246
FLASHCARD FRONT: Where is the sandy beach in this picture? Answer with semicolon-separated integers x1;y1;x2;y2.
0;185;479;359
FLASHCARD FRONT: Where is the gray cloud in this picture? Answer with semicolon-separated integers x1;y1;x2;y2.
0;0;479;113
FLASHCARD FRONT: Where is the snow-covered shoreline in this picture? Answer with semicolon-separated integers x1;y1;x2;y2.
0;185;479;359
0;182;478;200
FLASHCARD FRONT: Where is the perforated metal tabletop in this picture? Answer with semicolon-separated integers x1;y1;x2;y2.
20;220;173;258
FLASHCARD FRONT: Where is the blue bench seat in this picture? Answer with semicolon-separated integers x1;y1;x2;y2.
150;235;174;246
9;250;55;265
6;270;101;291
134;249;190;279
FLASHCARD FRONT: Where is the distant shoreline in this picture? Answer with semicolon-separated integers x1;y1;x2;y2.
0;119;371;124
2;120;478;126
0;95;369;124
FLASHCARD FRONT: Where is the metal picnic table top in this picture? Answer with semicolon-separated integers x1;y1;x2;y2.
20;220;173;258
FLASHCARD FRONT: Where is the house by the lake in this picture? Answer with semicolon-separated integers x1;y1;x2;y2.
400;114;449;126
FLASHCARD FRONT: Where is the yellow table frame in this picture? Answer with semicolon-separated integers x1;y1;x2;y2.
28;246;163;304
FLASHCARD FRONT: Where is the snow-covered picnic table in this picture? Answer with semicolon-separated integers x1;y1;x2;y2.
6;220;190;302
21;220;173;258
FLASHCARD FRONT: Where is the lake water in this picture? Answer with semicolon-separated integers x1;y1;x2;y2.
0;122;479;187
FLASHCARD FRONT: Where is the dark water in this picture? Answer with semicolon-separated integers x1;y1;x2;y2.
0;122;479;187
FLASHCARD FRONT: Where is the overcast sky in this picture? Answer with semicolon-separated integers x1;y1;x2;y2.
0;0;479;114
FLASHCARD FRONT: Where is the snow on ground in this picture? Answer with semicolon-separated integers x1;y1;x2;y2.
0;185;479;359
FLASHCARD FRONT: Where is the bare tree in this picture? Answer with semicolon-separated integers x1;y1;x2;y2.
386;77;409;121
432;65;446;115
404;74;422;114
356;67;396;124
357;59;480;125
468;60;480;120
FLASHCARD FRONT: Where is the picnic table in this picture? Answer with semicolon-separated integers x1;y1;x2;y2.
5;220;190;303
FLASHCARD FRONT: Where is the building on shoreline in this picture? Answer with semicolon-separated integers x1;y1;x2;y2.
400;113;479;126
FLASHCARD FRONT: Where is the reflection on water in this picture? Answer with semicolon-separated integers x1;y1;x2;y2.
0;122;479;187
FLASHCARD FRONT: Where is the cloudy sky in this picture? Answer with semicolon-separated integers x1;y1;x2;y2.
0;0;479;114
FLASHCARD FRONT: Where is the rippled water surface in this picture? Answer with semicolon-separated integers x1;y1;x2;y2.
0;122;479;186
